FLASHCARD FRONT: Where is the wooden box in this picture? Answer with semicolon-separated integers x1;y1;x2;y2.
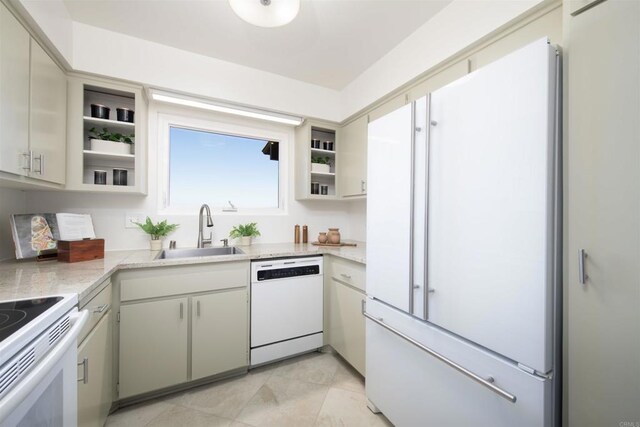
57;239;105;263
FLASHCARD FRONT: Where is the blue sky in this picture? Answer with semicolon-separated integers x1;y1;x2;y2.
169;127;279;208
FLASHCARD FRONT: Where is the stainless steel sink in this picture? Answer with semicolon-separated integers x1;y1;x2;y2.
155;246;245;260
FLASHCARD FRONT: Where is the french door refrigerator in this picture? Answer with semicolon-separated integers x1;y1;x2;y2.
365;38;561;426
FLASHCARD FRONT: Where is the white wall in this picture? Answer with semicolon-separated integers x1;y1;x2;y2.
71;22;342;122
25;104;359;251
340;0;543;118
0;188;27;260
16;0;543;123
14;0;73;67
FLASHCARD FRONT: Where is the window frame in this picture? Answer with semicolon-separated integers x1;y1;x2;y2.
157;113;289;215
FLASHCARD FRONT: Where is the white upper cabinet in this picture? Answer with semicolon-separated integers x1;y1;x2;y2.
338;115;368;198
0;3;67;186
29;39;67;184
0;3;30;177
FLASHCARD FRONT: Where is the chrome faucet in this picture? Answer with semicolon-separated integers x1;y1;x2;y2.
197;204;214;248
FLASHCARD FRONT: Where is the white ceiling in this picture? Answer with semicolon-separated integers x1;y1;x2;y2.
62;0;452;90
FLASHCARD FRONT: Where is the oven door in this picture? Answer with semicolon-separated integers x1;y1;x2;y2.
0;309;88;427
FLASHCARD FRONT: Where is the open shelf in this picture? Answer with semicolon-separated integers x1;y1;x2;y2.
311;171;336;176
84;116;135;131
311;148;336;155
83;150;135;167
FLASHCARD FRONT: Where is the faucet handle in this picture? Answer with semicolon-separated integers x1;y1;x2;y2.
220;238;229;247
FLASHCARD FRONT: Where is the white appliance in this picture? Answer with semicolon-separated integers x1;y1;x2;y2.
0;294;88;427
250;256;323;366
365;38;561;426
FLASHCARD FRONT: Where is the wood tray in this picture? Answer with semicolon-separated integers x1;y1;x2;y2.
311;242;357;247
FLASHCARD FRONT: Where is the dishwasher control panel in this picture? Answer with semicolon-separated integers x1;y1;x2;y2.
257;265;320;281
251;256;323;283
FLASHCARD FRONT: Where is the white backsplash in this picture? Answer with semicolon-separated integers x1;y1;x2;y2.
0;188;27;261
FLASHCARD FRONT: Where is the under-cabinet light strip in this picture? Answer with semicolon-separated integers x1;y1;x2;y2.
150;91;303;126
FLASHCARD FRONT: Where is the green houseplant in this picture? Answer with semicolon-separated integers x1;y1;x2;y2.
89;127;135;155
133;217;179;250
229;222;261;246
311;155;331;173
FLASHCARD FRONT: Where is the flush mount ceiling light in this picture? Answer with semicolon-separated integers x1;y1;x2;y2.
229;0;300;28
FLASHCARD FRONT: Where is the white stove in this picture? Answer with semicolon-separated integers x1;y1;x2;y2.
0;294;88;427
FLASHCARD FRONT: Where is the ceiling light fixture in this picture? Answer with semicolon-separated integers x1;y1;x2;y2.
150;90;304;126
229;0;300;28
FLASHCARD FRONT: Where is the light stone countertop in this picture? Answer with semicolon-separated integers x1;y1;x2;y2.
0;241;365;303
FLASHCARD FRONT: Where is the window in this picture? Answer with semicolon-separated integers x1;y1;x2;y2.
163;120;283;211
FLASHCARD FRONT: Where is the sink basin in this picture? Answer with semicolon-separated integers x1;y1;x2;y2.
155;246;245;260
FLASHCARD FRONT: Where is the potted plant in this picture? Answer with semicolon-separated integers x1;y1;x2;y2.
229;222;261;246
89;127;135;155
311;156;331;173
133;217;179;250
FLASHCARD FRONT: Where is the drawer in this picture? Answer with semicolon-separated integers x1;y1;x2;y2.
120;261;250;302
79;280;112;345
330;257;366;292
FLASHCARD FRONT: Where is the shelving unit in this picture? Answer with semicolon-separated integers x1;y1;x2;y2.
295;121;339;200
67;76;147;194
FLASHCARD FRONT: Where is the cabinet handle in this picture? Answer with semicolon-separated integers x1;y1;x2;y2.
92;304;108;314
77;357;89;384
22;151;32;171
179;302;184;319
578;249;588;284
33;153;44;175
361;180;366;193
197;300;201;317
340;273;352;280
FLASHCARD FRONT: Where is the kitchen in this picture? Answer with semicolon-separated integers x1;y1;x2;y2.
0;0;640;425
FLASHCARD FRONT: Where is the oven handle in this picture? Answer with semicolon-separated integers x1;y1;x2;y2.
0;309;89;422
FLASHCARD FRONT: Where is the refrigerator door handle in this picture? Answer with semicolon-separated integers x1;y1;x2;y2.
363;311;517;403
424;93;432;320
578;249;588;284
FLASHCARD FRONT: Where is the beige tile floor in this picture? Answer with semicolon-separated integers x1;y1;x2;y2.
106;350;393;427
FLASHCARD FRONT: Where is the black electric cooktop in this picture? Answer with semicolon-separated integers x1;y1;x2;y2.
0;297;63;343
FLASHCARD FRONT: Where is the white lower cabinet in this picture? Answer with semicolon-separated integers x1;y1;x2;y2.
119;297;189;398
77;311;113;427
77;281;113;427
325;256;366;375
192;290;248;380
117;261;250;400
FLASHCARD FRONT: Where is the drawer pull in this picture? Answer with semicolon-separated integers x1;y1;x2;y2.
340;273;352;280
93;304;108;314
77;358;89;384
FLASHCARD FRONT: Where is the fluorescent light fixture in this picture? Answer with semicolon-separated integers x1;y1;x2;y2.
150;91;303;126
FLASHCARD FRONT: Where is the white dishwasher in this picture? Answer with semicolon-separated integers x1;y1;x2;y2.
250;256;323;366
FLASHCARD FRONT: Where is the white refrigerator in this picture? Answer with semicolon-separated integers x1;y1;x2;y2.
365;38;561;426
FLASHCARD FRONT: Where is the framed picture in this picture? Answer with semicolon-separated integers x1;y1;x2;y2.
10;214;60;259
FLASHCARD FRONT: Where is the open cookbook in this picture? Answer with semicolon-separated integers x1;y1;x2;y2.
10;213;96;259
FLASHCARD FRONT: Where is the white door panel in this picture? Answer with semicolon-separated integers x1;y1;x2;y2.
251;275;322;347
366;299;551;427
427;39;558;373
366;103;413;313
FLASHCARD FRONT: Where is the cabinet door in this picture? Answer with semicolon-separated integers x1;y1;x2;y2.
0;4;29;176
77;311;112;427
29;39;66;184
566;1;640;425
339;115;368;198
192;289;248;380
119;297;188;398
328;278;366;375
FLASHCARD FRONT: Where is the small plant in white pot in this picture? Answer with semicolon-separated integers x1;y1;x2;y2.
133;217;179;250
89;127;135;155
311;156;331;173
229;222;261;246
